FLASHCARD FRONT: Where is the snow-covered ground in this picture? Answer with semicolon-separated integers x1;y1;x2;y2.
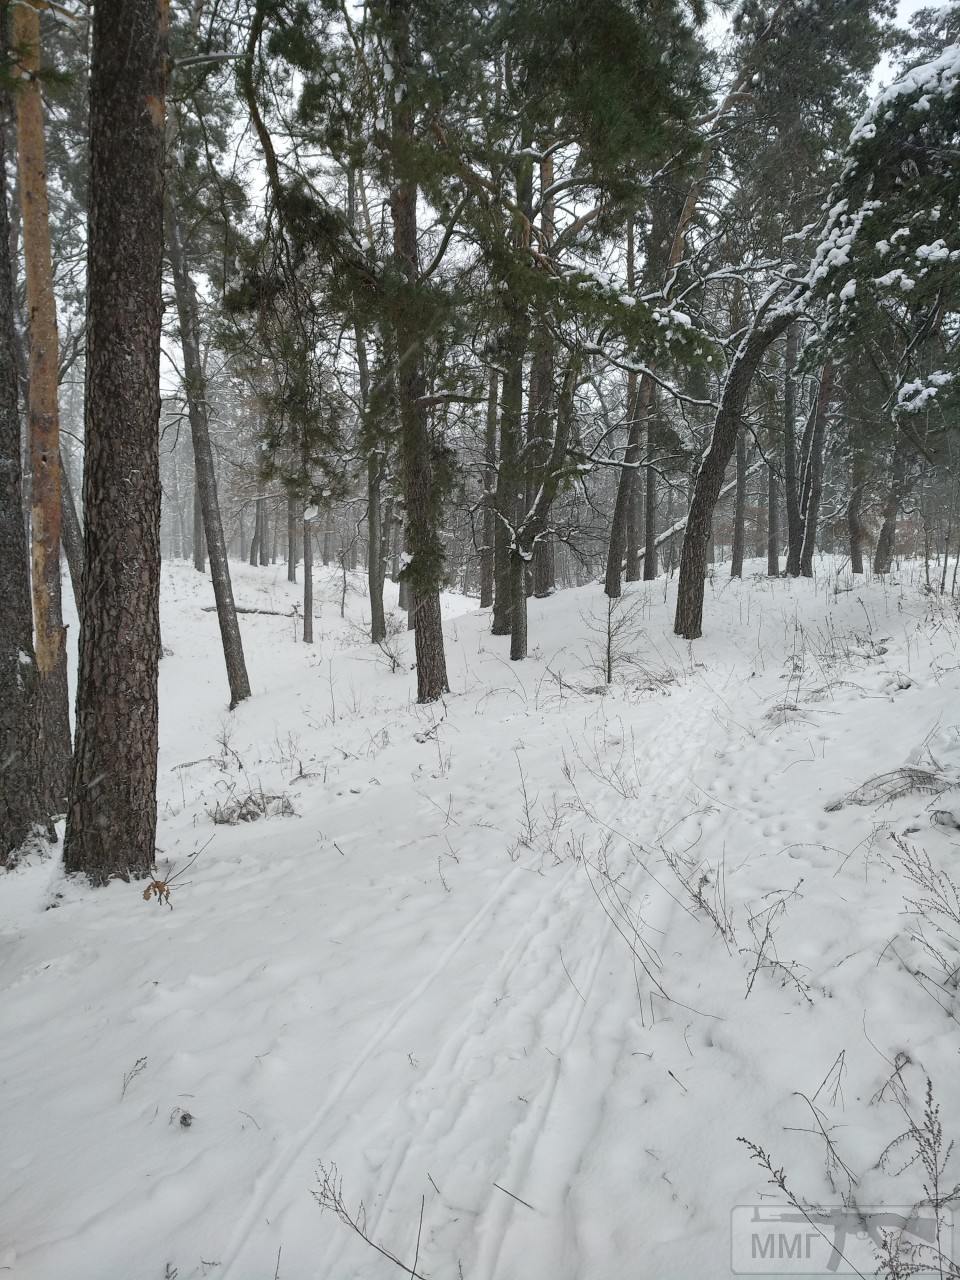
3;556;960;1280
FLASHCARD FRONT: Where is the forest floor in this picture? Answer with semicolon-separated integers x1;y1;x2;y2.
3;556;960;1280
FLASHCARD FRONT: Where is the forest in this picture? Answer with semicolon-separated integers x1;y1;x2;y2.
1;0;960;1276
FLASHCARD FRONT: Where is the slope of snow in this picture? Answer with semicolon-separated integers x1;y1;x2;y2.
3;556;960;1279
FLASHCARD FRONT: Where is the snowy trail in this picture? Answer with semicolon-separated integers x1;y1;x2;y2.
301;689;723;1280
6;561;960;1280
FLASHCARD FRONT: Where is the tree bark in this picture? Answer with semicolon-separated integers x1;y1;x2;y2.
799;362;833;578
60;448;83;599
0;73;49;863
287;492;297;582
766;458;780;576
14;0;71;806
303;517;314;642
164;190;251;707
873;430;909;574
64;0;167;883
479;366;498;608
643;425;657;579
675;307;795;639
192;474;205;571
848;447;867;573
782;326;803;576
730;427;747;578
385;0;448;701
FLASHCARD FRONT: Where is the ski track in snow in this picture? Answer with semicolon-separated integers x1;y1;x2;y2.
4;558;960;1280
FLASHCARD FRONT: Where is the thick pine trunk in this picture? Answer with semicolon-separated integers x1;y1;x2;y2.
0;82;48;863
675;310;794;639
64;0;168;883
386;0;448;701
14;0;71;806
165;192;250;708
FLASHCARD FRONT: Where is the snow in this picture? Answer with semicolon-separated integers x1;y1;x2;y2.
850;42;960;144
4;558;960;1279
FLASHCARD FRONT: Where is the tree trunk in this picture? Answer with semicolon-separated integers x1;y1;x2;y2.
367;450;386;642
873;431;909;574
386;0;448;702
479;366;498;608
643;428;657;579
60;449;83;600
848;447;867;573
0;77;49;863
766;458;780;576
14;0;71;806
303;517;314;642
492;325;526;635
164;190;251;707
675;308;795;640
604;374;654;596
799;362;833;578
730;428;747;578
64;0;168;882
287;491;297;582
782;326;803;576
192;474;205;571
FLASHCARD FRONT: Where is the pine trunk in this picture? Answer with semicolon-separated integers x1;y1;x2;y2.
675;310;794;639
730;428;747;578
783;326;803;576
848;448;867;573
799;362;833;578
64;0;168;882
165;191;250;708
479;367;498;608
386;0;448;702
766;459;780;576
303;518;314;642
873;432;909;574
0;80;48;863
14;0;71;807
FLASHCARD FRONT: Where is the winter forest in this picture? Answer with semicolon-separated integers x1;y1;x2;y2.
2;0;960;1275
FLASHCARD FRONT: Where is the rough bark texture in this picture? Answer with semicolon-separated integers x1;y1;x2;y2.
766;458;780;576
165;191;251;708
303;518;314;642
14;0;71;806
492;335;524;635
730;428;747;578
386;0;448;701
0;80;48;863
782;326;803;576
675;309;795;640
479;367;498;608
643;427;657;580
64;0;167;883
287;493;297;583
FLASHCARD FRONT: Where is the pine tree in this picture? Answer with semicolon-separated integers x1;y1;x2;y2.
64;0;168;883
